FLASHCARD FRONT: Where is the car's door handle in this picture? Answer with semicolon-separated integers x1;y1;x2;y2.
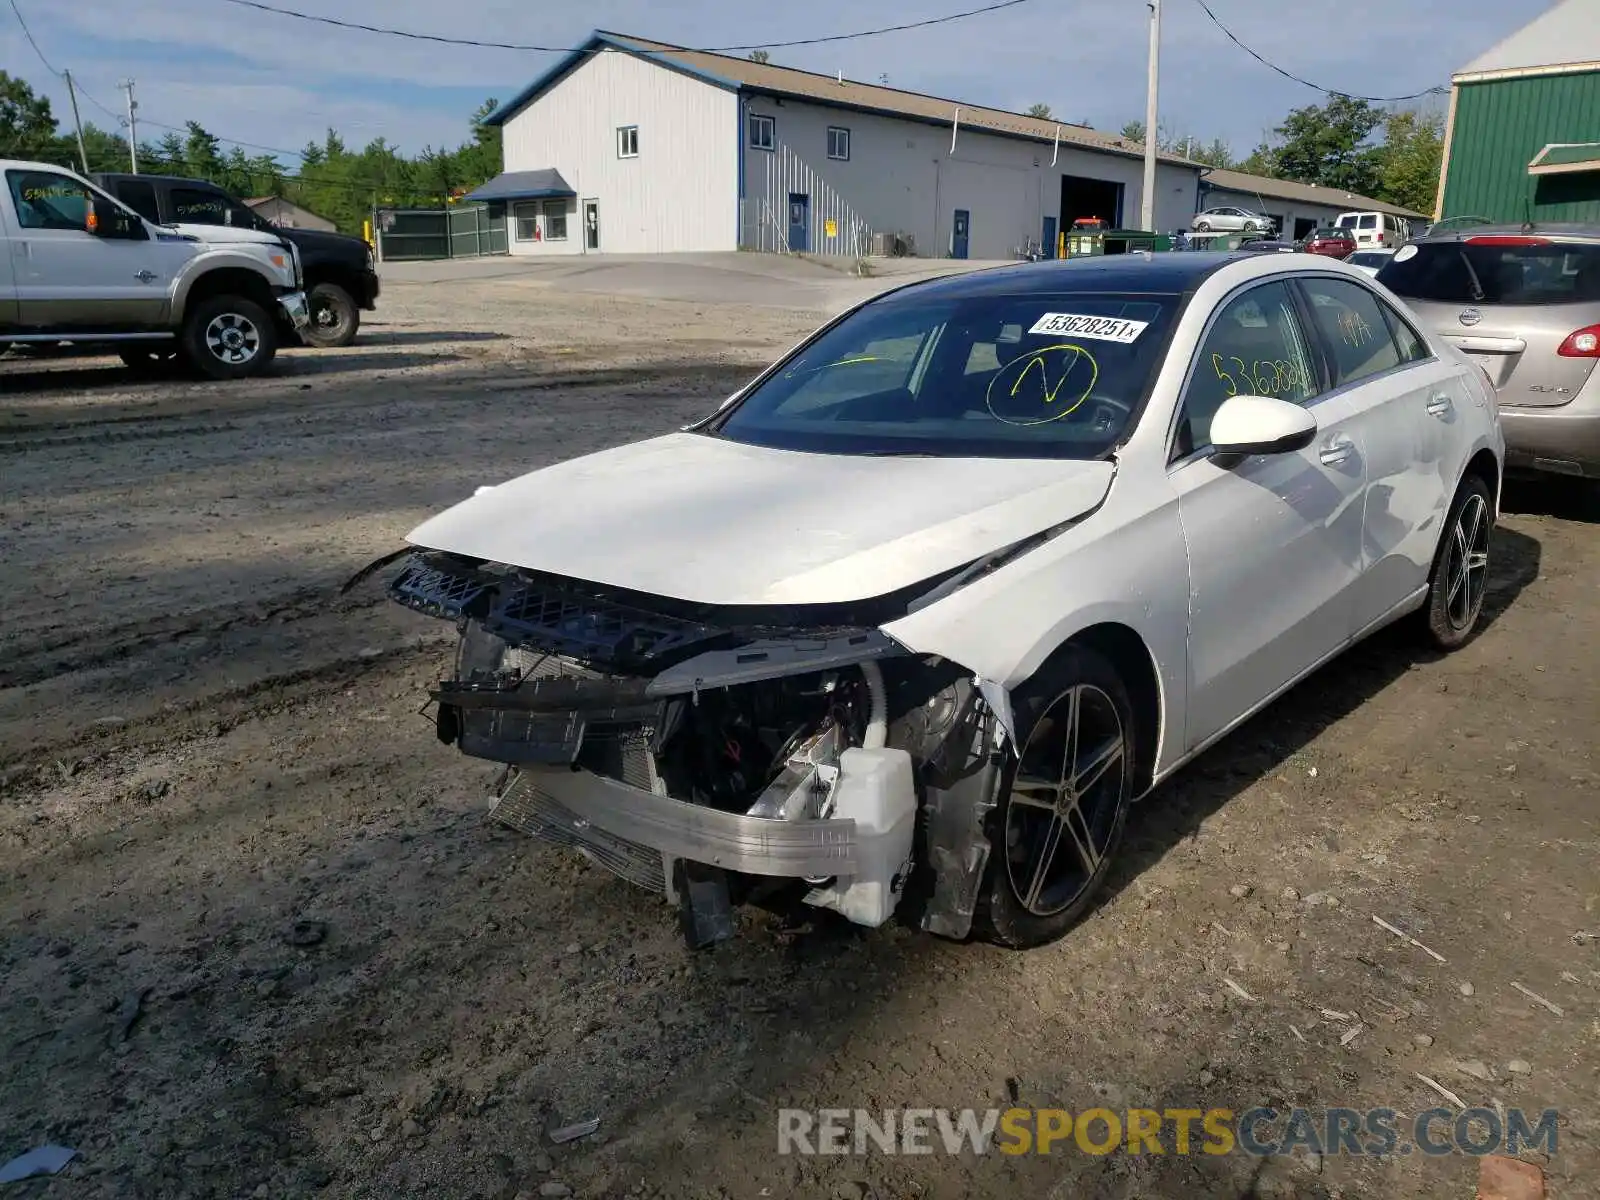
134;269;156;283
1319;436;1355;467
1426;393;1454;418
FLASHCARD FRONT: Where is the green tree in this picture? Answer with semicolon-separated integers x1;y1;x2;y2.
152;131;186;171
1;73;510;235
1119;120;1234;168
1026;102;1053;119
1;71;65;161
1194;139;1232;168
183;121;226;178
748;50;770;64
1236;142;1278;177
1375;108;1443;214
78;123;132;173
1270;95;1384;194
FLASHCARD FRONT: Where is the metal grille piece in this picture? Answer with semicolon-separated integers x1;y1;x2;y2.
492;771;667;894
389;558;491;619
486;583;714;670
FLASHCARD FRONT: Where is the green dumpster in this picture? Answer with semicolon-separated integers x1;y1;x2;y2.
1064;221;1172;258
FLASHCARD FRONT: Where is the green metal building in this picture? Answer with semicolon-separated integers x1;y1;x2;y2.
1436;0;1600;225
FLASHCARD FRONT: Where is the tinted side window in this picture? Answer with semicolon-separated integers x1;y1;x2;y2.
1379;301;1430;364
1176;280;1320;457
171;187;236;226
116;179;160;223
6;169;91;231
1300;278;1403;386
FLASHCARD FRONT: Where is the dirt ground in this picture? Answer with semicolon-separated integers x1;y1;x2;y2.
1;266;1597;1200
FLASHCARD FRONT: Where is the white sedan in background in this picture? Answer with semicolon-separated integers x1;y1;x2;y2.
1347;247;1397;277
1192;206;1274;234
383;251;1504;952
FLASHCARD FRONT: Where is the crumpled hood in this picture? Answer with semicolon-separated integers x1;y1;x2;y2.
405;433;1114;607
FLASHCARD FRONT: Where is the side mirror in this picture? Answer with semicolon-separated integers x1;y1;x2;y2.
87;200;147;241
1209;394;1317;457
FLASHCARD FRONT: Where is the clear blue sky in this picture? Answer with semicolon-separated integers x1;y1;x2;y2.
2;0;1554;166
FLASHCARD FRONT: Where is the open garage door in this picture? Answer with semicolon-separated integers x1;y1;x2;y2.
1060;175;1124;230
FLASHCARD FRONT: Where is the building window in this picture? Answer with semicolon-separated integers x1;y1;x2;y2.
543;200;568;241
617;125;639;158
827;126;850;161
748;113;775;151
513;201;541;241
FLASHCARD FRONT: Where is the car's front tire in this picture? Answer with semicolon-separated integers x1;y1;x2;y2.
1422;473;1493;650
181;295;278;381
972;644;1135;949
302;282;360;348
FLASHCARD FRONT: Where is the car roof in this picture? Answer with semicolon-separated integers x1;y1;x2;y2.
1416;222;1600;244
90;172;226;187
886;253;1257;300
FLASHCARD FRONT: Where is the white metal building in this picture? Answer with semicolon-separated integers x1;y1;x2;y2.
477;30;1421;259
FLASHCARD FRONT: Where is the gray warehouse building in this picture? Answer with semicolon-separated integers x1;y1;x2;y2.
475;31;1420;259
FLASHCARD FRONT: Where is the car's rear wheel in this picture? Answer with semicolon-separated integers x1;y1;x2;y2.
1422;474;1493;650
302;282;360;348
972;645;1135;949
181;295;278;381
1195;220;1212;232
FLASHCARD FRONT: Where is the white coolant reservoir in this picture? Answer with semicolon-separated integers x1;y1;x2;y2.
804;746;917;928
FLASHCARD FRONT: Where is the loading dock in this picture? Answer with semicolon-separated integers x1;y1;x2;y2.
1060;175;1125;232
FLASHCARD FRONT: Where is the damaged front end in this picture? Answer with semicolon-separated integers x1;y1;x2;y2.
388;550;1005;947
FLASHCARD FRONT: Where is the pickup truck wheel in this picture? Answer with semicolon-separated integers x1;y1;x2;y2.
303;282;359;348
182;295;278;380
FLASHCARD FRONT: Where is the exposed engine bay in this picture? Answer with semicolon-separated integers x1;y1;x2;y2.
386;550;1005;947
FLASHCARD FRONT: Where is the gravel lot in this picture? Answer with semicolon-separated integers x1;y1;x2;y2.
1;261;1597;1200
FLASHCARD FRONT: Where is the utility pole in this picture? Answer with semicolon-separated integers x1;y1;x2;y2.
62;70;90;174
120;79;140;172
1139;0;1161;233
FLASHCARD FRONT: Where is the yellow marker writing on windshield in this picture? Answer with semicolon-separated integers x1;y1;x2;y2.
986;343;1099;426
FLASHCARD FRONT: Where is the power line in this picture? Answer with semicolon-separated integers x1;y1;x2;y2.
7;0;60;75
72;79;311;160
216;0;1039;53
7;0;312;162
1191;0;1446;103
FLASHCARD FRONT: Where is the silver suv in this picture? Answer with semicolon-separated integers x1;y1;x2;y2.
1376;225;1600;480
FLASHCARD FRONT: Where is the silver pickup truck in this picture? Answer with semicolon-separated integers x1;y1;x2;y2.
0;158;309;380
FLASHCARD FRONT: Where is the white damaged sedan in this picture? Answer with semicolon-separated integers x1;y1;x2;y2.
385;251;1503;949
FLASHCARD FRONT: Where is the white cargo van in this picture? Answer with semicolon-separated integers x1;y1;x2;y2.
1336;211;1409;248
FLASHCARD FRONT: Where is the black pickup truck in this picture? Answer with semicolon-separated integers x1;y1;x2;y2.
92;173;379;348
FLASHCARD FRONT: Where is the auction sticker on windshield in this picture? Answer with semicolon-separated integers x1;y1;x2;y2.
1027;313;1149;343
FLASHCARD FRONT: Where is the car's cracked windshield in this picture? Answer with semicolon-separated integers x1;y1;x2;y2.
708;291;1180;458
